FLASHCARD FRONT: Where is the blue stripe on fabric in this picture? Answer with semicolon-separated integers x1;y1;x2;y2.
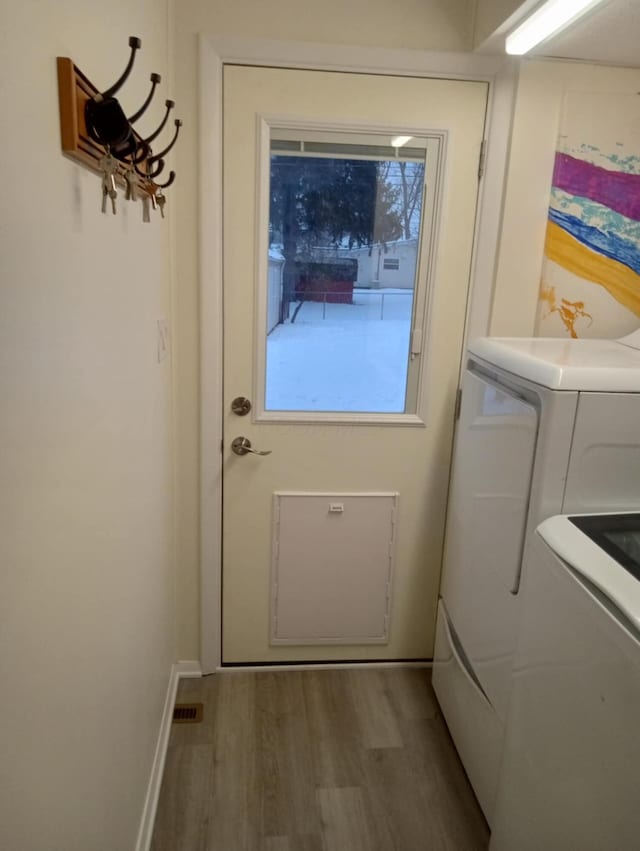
550;189;640;245
548;208;640;277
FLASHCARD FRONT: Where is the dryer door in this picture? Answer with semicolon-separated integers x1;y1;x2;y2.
441;366;538;720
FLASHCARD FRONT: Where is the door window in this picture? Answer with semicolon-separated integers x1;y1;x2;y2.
261;128;438;417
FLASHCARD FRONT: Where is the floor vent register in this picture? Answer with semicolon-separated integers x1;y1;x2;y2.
172;703;203;723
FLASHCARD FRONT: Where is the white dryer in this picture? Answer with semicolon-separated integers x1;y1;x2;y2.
432;329;640;823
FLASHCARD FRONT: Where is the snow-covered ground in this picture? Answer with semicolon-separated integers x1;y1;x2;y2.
265;288;414;412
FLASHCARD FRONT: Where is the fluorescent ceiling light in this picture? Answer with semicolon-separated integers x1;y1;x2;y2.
505;0;606;55
391;135;413;148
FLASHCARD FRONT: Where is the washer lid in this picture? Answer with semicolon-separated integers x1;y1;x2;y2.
468;335;640;391
619;327;640;351
538;514;640;632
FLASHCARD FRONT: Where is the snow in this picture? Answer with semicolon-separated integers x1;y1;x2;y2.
265;288;414;412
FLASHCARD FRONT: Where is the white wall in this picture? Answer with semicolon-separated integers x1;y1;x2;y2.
180;0;475;52
490;58;640;336
0;2;175;849
471;0;536;48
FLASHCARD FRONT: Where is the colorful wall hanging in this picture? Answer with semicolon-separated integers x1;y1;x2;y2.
536;91;640;339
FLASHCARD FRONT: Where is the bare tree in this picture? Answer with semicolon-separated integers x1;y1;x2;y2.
397;161;425;240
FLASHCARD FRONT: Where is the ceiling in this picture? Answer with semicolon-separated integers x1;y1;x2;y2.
529;0;640;66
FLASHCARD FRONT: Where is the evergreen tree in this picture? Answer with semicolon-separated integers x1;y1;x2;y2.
270;155;403;320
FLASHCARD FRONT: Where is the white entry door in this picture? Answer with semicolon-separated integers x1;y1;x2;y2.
222;64;487;664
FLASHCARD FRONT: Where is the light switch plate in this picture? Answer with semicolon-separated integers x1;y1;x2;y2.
157;318;170;363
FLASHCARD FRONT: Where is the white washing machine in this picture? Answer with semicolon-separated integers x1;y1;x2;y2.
490;513;640;850
432;329;640;823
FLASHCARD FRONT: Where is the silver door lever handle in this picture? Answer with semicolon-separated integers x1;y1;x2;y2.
231;436;272;456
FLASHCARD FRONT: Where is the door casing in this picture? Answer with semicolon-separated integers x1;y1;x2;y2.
197;35;516;673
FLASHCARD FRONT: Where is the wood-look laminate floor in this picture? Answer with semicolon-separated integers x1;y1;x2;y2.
150;668;489;851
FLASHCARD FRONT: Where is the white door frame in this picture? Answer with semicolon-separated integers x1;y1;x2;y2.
198;34;518;673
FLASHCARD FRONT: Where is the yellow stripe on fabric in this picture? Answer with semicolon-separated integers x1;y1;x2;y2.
545;220;640;318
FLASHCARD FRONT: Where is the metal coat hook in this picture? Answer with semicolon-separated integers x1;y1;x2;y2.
154;170;176;190
103;36;142;100
128;72;161;124
85;36;142;148
148;119;183;166
131;139;150;165
113;135;150;164
142;99;175;146
145;157;166;179
133;155;165;180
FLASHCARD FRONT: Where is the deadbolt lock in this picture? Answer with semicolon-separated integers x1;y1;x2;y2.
231;396;252;416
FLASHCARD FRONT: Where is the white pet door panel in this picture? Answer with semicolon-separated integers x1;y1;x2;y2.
271;492;397;645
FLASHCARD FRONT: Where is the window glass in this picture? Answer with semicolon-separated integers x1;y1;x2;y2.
265;129;427;414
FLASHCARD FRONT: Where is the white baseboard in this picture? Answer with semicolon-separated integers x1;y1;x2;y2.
135;661;203;851
175;660;203;678
217;660;432;673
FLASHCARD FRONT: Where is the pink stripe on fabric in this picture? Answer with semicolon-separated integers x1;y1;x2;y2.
553;153;640;223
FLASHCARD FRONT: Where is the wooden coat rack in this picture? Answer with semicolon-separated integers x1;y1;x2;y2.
58;59;123;181
56;37;180;215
